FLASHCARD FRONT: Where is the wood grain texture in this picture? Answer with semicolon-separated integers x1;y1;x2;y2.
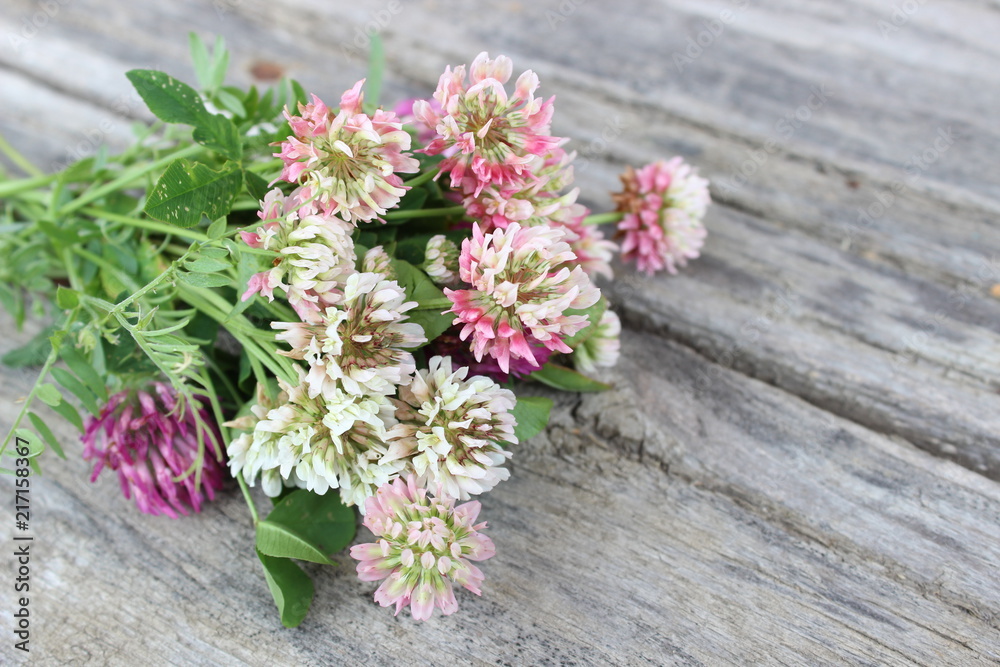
1;0;998;664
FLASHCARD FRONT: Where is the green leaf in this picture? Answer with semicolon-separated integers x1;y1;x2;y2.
28;412;65;459
125;69;207;126
392;185;429;212
391;259;446;305
407;309;452;347
59;157;96;183
269;489;356;555
50;367;101;416
13;429;44;458
1;325;55;367
209;36;230;90
510;396;553;442
243;169;270;201
178;271;232;288
290;79;309;107
390;259;453;345
394;236;429;265
257;521;332;565
530;363;611;393
561;297;607;349
61;343;109;402
35;383;62;407
256;489;356;563
185;257;231;273
145;159;242;228
207;217;227;240
189;32;212;90
192;113;243;160
50;398;84;432
216;88;246;117
256;549;314;629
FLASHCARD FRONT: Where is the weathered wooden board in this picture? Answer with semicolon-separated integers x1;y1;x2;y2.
0;0;998;664
2;318;999;665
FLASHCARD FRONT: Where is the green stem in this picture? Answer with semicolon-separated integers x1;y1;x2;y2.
176;283;297;384
0;310;76;459
416;297;453;311
60;144;202;216
402;167;439;189
581;211;625;226
61;248;84;292
0;133;43;177
384;205;465;221
73;247;142;293
93;243;199;324
246;158;282;174
0;173;58;198
237;476;260;525
83;207;210;242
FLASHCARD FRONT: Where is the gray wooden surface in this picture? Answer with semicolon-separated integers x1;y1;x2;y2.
1;1;999;665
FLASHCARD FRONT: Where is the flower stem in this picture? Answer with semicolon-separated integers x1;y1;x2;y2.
83;207;210;242
0;173;58;198
402;167;439;189
0;133;43;177
0;310;77;459
384;205;465;221
60;143;203;216
581;211;625;226
237;476;260;525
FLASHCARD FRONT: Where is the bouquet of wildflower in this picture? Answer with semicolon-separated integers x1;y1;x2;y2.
0;36;709;626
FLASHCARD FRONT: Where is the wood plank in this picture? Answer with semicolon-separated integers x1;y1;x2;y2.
0;0;998;662
2;320;999;664
2;1;996;477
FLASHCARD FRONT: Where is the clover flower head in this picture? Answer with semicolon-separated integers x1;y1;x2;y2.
241;187;356;321
362;245;395;280
445;222;601;373
460;146;578;231
572;309;622;372
82;383;225;518
613;158;710;275
226;370;404;508
386;356;516;500
273;272;426;397
350;475;496;621
276;82;420;223
414;52;561;197
557;207;617;281
421;234;461;288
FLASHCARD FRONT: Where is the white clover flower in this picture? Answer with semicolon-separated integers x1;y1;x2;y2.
362;245;395;279
274;272;426;397
241;188;357;322
573;309;621;373
386;356;517;500
226;371;405;508
421;235;460;287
